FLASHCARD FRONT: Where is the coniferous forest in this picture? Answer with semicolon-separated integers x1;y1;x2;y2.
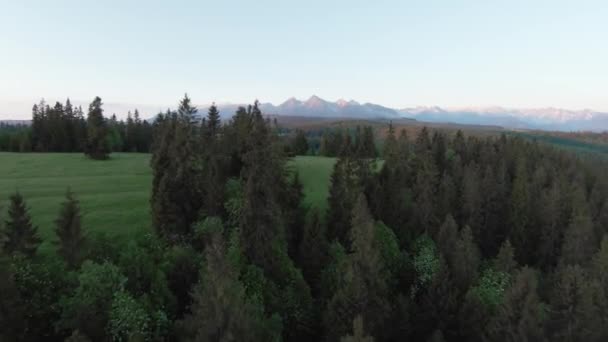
3;94;608;341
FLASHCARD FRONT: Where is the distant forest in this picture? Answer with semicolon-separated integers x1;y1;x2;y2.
0;98;153;153
0;97;380;159
3;95;608;341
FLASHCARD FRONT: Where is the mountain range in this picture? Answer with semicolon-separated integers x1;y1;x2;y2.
208;96;608;132
4;95;608;132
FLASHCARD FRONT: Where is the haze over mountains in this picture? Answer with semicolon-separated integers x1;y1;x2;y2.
212;95;608;132
3;95;608;132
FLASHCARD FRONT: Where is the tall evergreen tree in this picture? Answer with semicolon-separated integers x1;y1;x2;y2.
324;194;390;341
178;232;278;342
206;103;221;136
84;96;110;160
2;192;41;257
150;94;203;242
326;156;361;246
54;190;86;269
560;187;596;266
298;208;329;296
509;157;531;263
548;265;604;341
485;267;545;342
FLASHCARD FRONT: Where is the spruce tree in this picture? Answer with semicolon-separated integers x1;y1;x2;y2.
2;192;41;257
485;267;545;342
206;103;221;136
382;122;398;163
561;187;596;266
298;208;329;296
326;156;358;246
548;265;603;341
0;255;25;341
54;190;86;269
178;232;277;342
509;157;531;263
324;194;390;341
150;94;203;242
84;96;110;160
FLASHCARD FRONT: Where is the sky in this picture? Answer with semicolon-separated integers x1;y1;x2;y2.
1;0;608;119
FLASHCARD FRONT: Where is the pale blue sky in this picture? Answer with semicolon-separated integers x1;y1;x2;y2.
1;0;607;118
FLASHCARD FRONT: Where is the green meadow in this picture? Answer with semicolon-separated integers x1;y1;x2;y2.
0;153;336;252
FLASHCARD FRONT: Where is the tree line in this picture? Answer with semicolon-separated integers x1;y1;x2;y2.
3;95;608;341
0;98;153;154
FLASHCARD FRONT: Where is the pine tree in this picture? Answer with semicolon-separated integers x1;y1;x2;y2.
537;183;562;270
0;255;25;341
327;156;361;246
84;96;110;160
178;232;277;342
324;194;390;341
285;171;306;259
299;208;329;296
2;192;41;257
461;162;482;239
238;102;314;341
206;103;221;136
411;151;439;235
54;190;86;269
150;94;203;242
561;187;596;266
239;102;287;274
382;122;398;163
548;265;603;341
485;267;546;342
509;157;531;263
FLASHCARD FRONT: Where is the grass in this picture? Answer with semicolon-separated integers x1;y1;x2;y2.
0;153;337;253
288;156;336;212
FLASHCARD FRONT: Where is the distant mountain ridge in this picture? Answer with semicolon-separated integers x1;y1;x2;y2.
210;96;608;131
399;106;608;131
212;95;401;120
4;96;608;132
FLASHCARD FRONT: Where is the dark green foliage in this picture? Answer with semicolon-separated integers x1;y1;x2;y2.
560;188;596;266
486;267;546;342
285;171;307;260
319;126;377;157
165;245;201;319
324;195;390;341
547;265;605;341
206;103;221;136
54;189;86;269
2;192;41;257
2;98;153;153
10;256;69;340
326;156;367;247
0;256;25;341
150;94;203;243
178;232;279;342
292;129;310;155
11;94;608;341
58;261;126;340
298;208;329;295
84;96;111;159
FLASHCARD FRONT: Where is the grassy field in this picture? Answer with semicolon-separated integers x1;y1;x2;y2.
0;153;336;253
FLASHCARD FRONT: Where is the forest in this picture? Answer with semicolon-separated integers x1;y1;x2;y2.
2;94;608;342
